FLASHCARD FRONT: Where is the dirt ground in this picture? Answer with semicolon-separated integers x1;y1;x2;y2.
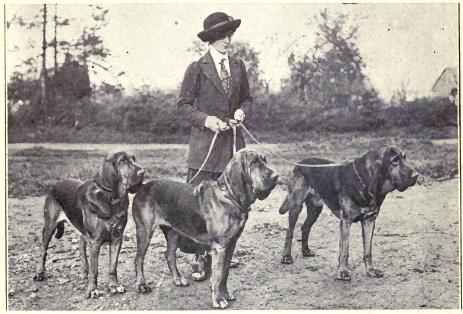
7;177;460;310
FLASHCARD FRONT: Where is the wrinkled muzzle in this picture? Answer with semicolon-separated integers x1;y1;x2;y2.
255;168;279;200
397;167;419;192
128;165;145;193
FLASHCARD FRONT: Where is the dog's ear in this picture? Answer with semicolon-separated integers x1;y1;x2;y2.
101;152;121;190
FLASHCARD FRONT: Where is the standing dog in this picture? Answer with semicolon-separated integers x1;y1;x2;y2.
279;147;418;280
132;149;279;309
33;151;144;298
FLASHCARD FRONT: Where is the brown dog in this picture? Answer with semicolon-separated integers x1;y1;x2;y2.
279;147;418;280
131;149;279;309
33;151;144;298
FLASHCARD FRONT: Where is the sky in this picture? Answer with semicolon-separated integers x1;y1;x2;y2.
6;2;459;101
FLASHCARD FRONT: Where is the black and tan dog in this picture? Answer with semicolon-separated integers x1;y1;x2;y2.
279;147;418;281
33;151;144;298
132;149;279;309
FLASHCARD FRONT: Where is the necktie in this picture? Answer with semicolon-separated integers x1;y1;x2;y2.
219;58;231;94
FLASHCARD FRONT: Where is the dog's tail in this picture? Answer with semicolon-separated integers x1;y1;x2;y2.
55;221;65;239
279;195;291;215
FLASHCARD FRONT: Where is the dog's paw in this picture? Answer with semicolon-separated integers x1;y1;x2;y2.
366;268;384;278
212;296;229;309
174;276;189;287
335;269;352;281
108;284;126;294
192;271;207;281
281;255;294;264
224;291;236;301
136;283;152;294
33;272;45;281
86;288;103;299
302;247;316;257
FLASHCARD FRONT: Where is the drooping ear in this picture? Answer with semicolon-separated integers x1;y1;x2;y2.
101;153;120;191
223;150;255;207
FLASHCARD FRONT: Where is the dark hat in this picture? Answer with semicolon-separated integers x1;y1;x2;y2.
197;12;241;42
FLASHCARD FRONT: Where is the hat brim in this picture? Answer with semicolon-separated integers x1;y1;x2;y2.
197;19;241;42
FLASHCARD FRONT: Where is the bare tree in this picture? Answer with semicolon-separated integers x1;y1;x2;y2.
39;4;48;120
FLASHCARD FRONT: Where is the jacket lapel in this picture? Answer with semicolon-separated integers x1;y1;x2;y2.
200;52;226;95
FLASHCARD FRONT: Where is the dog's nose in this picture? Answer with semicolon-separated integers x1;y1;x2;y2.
271;172;279;183
137;168;145;176
410;170;421;185
276;176;287;185
413;173;425;185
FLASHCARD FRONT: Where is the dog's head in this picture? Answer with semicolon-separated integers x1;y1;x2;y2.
102;151;145;196
381;147;418;192
222;149;279;207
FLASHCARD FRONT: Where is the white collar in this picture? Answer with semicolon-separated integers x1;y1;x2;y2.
209;46;228;62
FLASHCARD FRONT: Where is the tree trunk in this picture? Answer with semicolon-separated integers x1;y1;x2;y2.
53;4;58;77
40;4;48;121
49;3;58;114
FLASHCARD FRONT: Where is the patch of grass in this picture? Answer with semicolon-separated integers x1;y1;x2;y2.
8;146;189;198
8;133;458;198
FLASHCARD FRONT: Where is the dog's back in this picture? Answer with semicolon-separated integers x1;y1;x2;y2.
279;158;341;214
51;179;82;210
132;179;209;250
133;180;204;229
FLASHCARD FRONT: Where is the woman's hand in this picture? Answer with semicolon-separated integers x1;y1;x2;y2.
234;109;245;122
205;116;230;132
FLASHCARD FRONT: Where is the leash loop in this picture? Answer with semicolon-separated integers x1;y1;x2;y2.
232;124;237;155
188;131;220;184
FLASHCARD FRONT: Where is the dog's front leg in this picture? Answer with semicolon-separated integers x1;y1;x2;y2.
361;217;383;278
209;244;228;309
79;235;89;280
107;238;126;294
86;240;103;298
336;219;352;281
220;235;240;302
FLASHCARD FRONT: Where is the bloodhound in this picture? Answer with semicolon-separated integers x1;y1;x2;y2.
132;149;279;309
33;151;144;298
279;147;418;281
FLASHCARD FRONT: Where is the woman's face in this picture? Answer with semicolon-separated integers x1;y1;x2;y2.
212;34;232;53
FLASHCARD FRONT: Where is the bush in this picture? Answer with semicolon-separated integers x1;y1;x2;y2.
8;85;457;143
382;97;457;129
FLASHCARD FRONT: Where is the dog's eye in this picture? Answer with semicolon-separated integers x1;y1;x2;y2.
250;156;259;165
391;154;401;163
390;155;401;166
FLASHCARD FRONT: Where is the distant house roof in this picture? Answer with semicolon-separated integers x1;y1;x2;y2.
431;67;458;96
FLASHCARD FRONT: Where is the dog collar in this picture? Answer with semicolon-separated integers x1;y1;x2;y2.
352;159;375;206
95;178;113;192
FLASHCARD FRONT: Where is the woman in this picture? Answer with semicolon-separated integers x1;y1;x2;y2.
177;11;252;280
